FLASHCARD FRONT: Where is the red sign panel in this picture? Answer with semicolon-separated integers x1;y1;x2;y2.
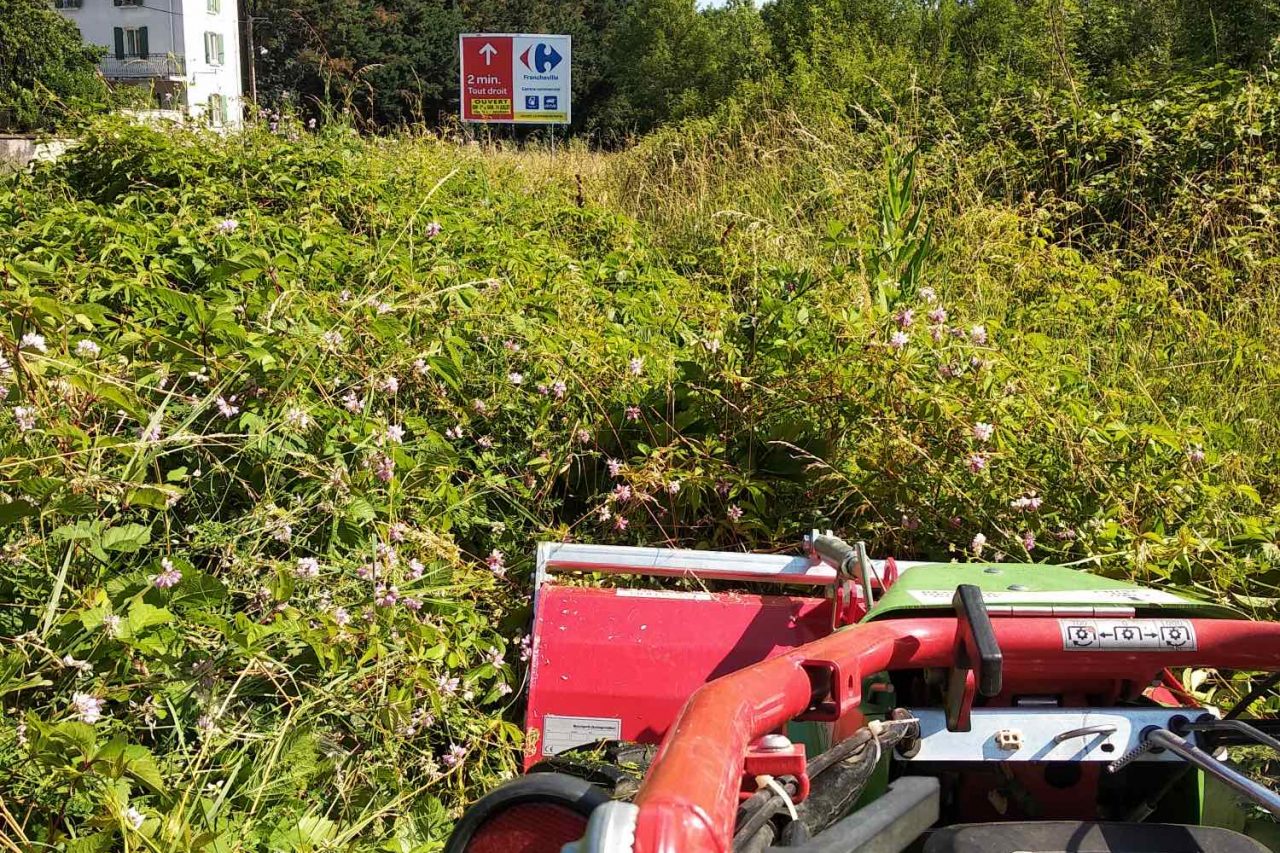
460;35;514;122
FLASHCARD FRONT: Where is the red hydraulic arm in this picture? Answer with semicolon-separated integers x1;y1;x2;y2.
629;617;1280;853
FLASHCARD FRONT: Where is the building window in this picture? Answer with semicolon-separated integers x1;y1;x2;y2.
207;0;220;12
53;0;83;9
114;0;145;6
204;31;225;66
113;26;149;59
208;94;228;126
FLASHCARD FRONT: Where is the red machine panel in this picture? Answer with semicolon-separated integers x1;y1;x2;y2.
524;585;831;766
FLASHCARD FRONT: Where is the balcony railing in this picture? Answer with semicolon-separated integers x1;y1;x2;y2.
100;56;186;80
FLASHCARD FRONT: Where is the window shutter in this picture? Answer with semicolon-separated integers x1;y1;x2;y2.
114;0;122;5
138;27;149;59
217;34;225;65
114;27;125;59
204;33;212;64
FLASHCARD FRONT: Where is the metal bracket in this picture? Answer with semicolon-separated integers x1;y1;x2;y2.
742;740;810;803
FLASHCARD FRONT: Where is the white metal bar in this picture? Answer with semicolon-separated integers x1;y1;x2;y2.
540;542;836;585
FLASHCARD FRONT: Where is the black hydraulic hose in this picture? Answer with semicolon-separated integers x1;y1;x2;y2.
1225;672;1280;720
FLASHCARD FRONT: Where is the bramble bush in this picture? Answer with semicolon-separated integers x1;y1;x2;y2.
2;102;1280;850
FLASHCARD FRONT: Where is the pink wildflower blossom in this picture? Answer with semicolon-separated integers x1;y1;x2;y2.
889;331;909;350
966;453;987;474
374;584;400;607
612;484;632;502
380;376;399;394
374;454;395;482
928;307;947;324
551;380;567;399
727;505;744;522
386;424;405;444
1187;444;1206;464
76;340;101;358
442;743;466;767
487;549;506;578
295;557;320;579
425;221;442;238
972;422;994;442
13;406;36;433
153;558;182;589
71;692;104;724
969;325;988;345
971;533;987;557
625;405;641;421
896;309;915;328
614;516;629;531
20;332;47;353
628;357;645;376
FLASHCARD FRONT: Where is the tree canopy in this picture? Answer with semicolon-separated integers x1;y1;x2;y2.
1;0;107;131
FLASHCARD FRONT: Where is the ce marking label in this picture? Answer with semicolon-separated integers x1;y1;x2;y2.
1060;619;1197;651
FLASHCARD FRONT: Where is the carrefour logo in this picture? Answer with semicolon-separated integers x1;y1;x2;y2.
519;43;563;73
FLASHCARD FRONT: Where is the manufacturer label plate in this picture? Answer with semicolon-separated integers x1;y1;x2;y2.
1059;619;1197;651
542;714;623;755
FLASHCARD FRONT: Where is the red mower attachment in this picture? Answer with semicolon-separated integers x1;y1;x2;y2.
448;533;1280;853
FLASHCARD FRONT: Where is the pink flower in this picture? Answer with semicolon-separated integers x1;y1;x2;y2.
20;332;47;353
333;607;351;626
508;372;524;385
965;453;987;473
551;380;567;399
1187;444;1206;464
373;454;395;482
442;743;466;767
896;309;914;328
477;435;493;449
140;423;162;443
487;549;506;578
625;405;641;421
71;692;104;724
437;674;460;695
607;458;623;477
374;584;400;607
727;505;744;522
612;484;632;502
13;406;36;433
972;422;994;442
971;533;987;556
519;634;533;661
1011;494;1042;512
425;221;442;238
402;597;422;611
295;557;320;579
342;390;362;413
380;376;399;395
614;516;629;531
76;340;101;358
889;331;909;350
407;558;425;580
969;325;988;345
215;218;239;234
666;480;681;495
628;357;645;376
153;558;182;589
504;339;520;352
389;522;408;542
901;514;920;531
385;424;405;444
919;287;937;302
1021;531;1036;552
285;407;312;430
472;399;488;414
445;425;463;440
928;307;947;324
576;428;591;443
486;647;505;667
216;396;239;418
322;329;343;350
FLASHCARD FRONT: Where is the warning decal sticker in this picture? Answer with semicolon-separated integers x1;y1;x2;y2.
1059;619;1197;652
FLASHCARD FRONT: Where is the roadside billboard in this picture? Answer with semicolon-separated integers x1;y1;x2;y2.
459;34;571;125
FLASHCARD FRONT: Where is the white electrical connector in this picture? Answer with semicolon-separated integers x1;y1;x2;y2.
755;774;798;821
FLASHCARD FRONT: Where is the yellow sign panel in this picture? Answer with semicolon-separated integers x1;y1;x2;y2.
471;98;512;116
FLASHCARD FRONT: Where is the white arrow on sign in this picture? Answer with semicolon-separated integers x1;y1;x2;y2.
479;43;498;66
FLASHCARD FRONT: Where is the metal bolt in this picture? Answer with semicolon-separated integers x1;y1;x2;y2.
983;567;1001;574
1008;584;1030;591
757;734;792;751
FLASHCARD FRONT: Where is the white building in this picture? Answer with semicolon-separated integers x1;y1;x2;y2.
53;0;244;127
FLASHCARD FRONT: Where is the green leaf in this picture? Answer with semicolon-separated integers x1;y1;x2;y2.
0;500;39;526
126;602;173;634
100;523;152;553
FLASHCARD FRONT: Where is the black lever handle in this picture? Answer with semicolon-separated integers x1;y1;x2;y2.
945;584;1003;731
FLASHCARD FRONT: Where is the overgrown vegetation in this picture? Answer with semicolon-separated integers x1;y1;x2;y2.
0;0;112;132
3;0;1280;849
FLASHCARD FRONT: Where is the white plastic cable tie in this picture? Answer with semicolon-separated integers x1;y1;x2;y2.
755;774;798;821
